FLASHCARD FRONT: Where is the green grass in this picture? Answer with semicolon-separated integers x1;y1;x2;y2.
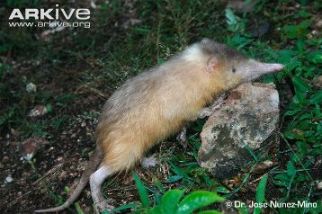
1;0;322;213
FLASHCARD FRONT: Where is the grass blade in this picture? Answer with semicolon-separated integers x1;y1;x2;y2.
133;172;150;207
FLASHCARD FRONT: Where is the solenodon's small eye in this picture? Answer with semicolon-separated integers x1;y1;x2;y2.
232;67;236;73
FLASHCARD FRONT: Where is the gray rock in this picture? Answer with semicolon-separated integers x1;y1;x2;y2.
198;83;279;179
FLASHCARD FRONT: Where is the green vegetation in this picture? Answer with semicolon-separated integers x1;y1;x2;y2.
131;172;224;214
0;0;321;213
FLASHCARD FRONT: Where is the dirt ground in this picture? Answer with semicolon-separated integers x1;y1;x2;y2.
1;0;322;213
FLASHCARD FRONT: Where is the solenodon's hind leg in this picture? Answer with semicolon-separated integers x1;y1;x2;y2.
90;165;114;214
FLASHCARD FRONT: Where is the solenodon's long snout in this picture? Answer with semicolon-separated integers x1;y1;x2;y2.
255;61;284;74
243;59;284;81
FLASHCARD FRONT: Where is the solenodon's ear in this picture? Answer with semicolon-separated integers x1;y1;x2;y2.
206;57;219;73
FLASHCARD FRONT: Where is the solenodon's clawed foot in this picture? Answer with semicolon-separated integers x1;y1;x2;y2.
198;93;226;119
141;153;158;169
94;200;114;214
176;126;188;149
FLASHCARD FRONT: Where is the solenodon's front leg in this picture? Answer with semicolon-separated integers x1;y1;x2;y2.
198;93;226;118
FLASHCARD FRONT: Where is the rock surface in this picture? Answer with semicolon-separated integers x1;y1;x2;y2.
198;83;279;179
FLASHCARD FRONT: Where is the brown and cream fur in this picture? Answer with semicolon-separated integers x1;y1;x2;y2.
96;45;227;171
35;38;283;213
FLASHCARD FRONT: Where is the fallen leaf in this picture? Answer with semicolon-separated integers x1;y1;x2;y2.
28;105;50;117
20;137;49;160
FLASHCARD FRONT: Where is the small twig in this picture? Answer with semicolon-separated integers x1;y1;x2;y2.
32;163;64;186
75;84;108;99
249;174;266;185
8;190;33;208
108;185;136;192
7;164;64;208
